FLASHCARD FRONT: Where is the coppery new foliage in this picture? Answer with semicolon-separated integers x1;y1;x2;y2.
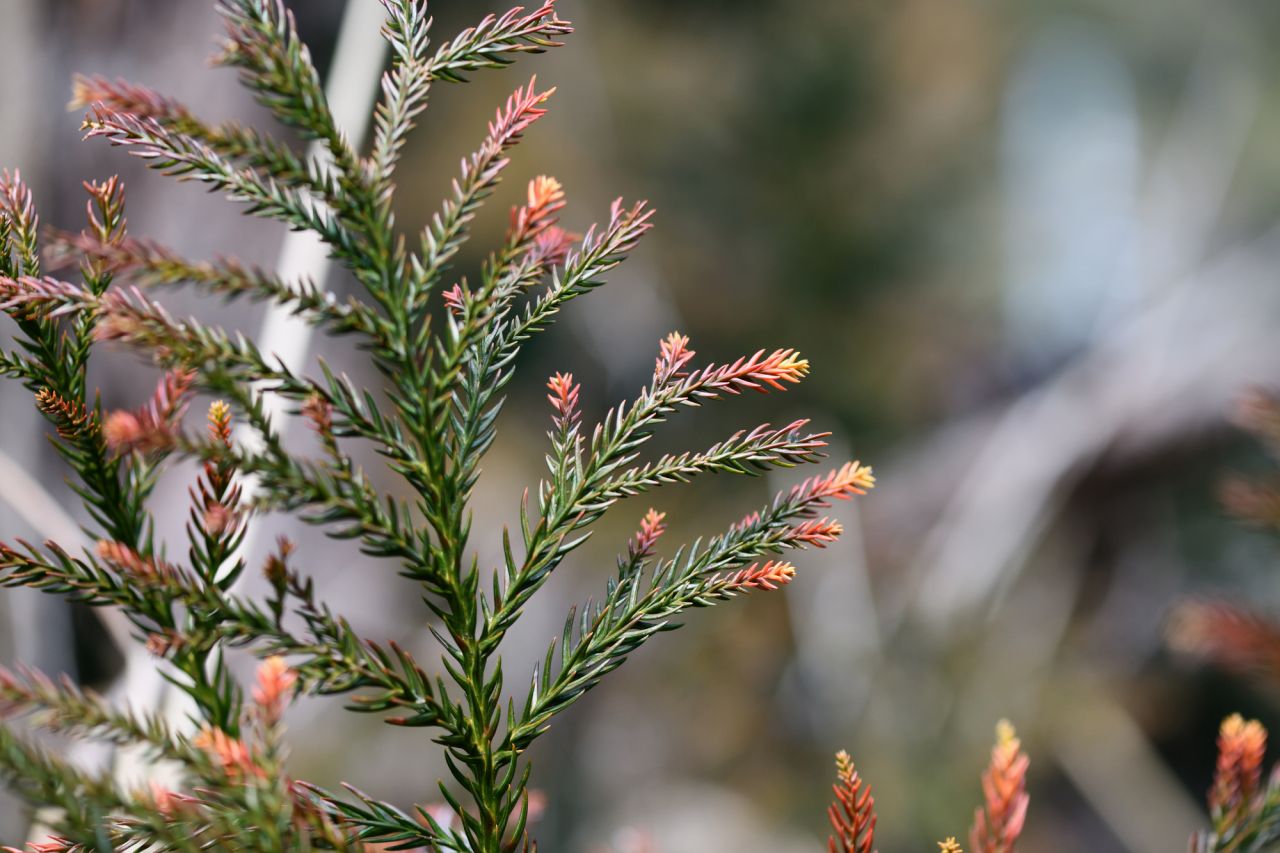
826;721;1030;853
1190;714;1280;852
969;721;1029;853
0;2;875;851
827;751;876;853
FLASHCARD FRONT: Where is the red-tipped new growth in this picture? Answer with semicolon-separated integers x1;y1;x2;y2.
193;725;263;780
789;518;845;548
792;461;876;505
102;368;194;455
698;348;810;396
145;630;185;659
513;175;576;267
301;393;333;437
207;398;231;446
531;226;575;267
590;198;655;264
654;332;696;384
547;371;580;433
70;75;190;122
139;781;183;819
1209;714;1267;826
82;175;127;247
252;655;298;727
34;389;98;440
511;175;566;244
970;720;1030;853
443;283;466;317
1168;600;1280;686
0;276;87;316
95;541;179;584
724;463;872;549
727;560;797;592
0;3;880;848
264;536;296;594
488;76;554;154
0;169;38;252
194;400;243;538
828;750;876;853
627;509;667;561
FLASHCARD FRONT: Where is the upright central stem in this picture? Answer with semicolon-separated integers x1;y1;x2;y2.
461;639;505;852
432;458;519;852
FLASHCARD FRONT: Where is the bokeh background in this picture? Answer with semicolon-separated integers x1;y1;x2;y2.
4;1;1280;849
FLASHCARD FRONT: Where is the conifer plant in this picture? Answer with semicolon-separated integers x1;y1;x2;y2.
0;2;875;849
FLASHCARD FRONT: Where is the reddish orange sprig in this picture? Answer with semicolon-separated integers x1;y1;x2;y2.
191;400;243;540
145;630;186;658
789;518;845;548
193;725;264;780
510;175;566;245
828;750;876;853
970;721;1030;853
627;509;667;561
101;369;194;455
547;372;581;432
1168;600;1280;685
726;560;796;592
132;781;192;820
0;169;37;242
252;655;298;727
654;332;695;384
531;225;575;267
95;540;181;583
70;75;190;122
82;175;126;245
701;348;809;394
791;461;876;505
482;77;554;164
443;283;466;316
1209;714;1267;824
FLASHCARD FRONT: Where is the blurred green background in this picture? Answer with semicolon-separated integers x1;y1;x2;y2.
5;1;1280;849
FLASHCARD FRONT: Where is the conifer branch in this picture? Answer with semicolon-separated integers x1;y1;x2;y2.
72;75;318;190
827;750;876;853
48;233;390;341
0;3;880;848
214;0;358;179
0;725;137;844
80;107;369;268
426;2;572;85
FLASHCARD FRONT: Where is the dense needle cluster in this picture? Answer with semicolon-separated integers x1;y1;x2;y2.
0;2;875;850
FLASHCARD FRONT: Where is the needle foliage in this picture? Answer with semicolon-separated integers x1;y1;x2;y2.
0;2;874;850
